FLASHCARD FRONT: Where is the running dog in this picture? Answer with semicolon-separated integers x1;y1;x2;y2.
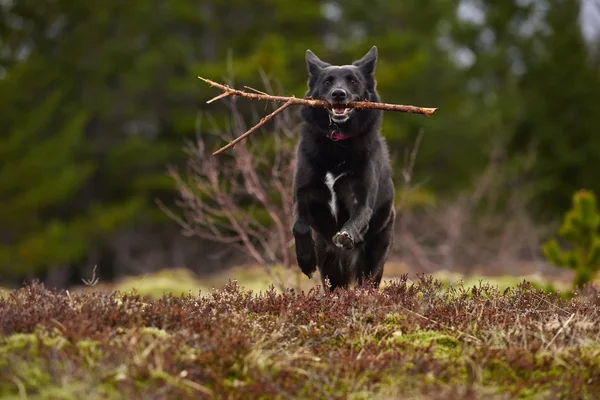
292;46;396;290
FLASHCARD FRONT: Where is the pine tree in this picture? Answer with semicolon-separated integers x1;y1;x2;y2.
542;190;600;288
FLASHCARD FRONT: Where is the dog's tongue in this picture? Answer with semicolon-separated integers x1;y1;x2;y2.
333;106;345;114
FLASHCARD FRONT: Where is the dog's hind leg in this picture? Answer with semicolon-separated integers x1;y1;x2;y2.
356;209;395;289
315;235;353;292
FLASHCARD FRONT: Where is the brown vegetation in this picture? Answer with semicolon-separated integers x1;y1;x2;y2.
159;80;300;290
1;277;599;399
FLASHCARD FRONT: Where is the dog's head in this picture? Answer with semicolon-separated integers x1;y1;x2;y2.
303;46;379;127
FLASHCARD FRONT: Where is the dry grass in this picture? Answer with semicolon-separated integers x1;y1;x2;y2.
98;262;574;300
1;275;600;399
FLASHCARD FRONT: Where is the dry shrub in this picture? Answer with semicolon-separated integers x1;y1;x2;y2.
395;140;552;276
1;278;600;399
160;73;300;290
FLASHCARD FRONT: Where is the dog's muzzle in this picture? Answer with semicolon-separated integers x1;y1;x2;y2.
328;103;354;123
327;88;355;122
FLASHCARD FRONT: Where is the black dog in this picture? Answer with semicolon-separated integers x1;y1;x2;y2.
292;46;396;291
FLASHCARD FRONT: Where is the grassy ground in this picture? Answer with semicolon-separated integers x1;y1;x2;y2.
1;272;599;399
90;261;575;300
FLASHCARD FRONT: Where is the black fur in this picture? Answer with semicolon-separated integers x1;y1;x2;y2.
292;46;396;291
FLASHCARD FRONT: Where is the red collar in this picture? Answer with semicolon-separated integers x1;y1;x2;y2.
329;130;351;141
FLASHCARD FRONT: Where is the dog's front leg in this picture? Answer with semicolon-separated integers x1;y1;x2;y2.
333;168;377;251
332;206;373;250
292;200;317;278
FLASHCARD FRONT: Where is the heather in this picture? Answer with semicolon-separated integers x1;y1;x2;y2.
2;276;600;399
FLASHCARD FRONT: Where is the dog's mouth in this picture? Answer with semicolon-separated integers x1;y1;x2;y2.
328;104;354;121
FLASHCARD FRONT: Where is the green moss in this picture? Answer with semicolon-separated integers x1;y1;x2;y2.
0;330;69;359
0;332;66;397
76;339;102;368
113;268;208;299
101;264;572;300
0;330;123;399
22;383;121;400
139;326;171;339
111;264;318;298
476;347;600;398
431;270;571;294
7;363;52;393
384;312;404;326
390;329;462;359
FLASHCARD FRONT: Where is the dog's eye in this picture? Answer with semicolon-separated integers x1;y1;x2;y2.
349;77;358;85
323;77;333;85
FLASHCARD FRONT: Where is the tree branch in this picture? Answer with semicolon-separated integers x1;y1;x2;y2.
199;76;438;155
212;100;294;156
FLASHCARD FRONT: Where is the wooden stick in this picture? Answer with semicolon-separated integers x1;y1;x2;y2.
212;99;294;156
199;76;438;155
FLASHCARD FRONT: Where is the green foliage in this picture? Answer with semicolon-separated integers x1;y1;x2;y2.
447;0;600;217
542;190;600;288
1;0;600;280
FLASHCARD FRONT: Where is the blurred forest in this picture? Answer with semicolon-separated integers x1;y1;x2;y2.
1;0;600;288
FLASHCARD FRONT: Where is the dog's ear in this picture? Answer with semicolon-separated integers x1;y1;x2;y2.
352;46;378;76
306;49;330;77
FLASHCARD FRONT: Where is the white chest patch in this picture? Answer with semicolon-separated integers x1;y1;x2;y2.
324;172;346;221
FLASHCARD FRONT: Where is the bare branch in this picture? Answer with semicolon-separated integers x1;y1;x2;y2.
206;92;230;104
212;100;294;156
399;128;425;212
199;76;438;155
165;77;301;290
543;313;576;351
243;85;270;96
82;265;100;287
200;76;437;115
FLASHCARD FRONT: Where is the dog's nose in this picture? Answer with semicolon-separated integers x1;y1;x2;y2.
331;89;347;101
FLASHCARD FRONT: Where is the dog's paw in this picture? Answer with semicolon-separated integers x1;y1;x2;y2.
296;249;317;278
333;230;354;250
300;261;316;279
299;260;317;279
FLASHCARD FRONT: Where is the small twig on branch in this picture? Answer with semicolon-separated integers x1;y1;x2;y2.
244;85;270;96
199;76;438;156
212;100;294;156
